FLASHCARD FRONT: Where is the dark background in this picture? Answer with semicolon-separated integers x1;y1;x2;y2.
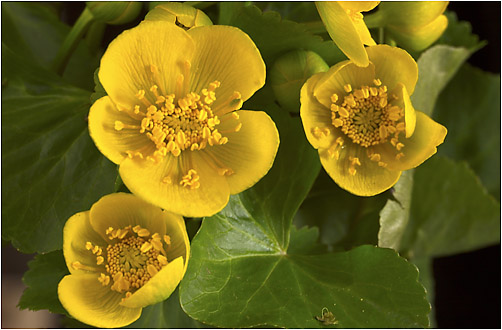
431;2;501;328
2;1;501;328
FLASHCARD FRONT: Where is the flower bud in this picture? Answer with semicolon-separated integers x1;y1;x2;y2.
86;2;142;25
386;14;448;51
378;1;448;28
145;2;212;29
270;50;329;113
377;1;449;51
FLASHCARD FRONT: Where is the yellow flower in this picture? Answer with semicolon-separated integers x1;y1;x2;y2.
316;1;380;67
300;45;447;196
378;1;449;51
88;21;279;217
58;193;190;328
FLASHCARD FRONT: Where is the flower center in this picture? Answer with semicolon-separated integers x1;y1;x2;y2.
312;78;407;176
330;79;405;148
113;64;243;189
75;225;171;302
117;80;228;161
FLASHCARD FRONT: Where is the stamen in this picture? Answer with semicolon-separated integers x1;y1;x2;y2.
180;169;200;189
344;84;352;93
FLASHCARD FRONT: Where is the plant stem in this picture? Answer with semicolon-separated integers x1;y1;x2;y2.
378;27;385;45
85;21;106;54
52;7;94;75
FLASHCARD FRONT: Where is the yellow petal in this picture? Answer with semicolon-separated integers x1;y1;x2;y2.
119;153;230;217
98;20;195;110
145;3;213;28
314;60;375;108
391;83;416;138
205;110;279;195
300;72;338;149
366;45;418;95
120;256;184;308
58;274;141;328
63;212;108;275
88;96;154;164
316;1;373;67
89;193;169;241
376;111;447;171
387;14;449;52
319;143;402;196
340;1;380;13
163;211;190;274
187;25;266;115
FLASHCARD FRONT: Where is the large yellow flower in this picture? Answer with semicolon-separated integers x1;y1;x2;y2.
316;1;380;67
58;193;190;328
300;45;447;196
89;21;279;217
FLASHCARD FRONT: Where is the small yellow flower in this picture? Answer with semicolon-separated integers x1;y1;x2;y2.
379;1;449;51
316;1;380;67
300;45;447;196
58;193;190;328
89;21;279;217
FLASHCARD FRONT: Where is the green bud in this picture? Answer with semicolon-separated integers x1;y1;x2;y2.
270;50;329;113
86;2;142;25
145;2;212;29
378;1;448;28
386;14;448;51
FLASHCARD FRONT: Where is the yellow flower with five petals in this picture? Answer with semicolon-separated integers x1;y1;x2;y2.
58;193;190;328
316;1;380;67
89;21;279;217
300;45;447;196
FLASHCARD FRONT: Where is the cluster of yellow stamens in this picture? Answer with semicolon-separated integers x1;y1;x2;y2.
74;224;171;302
116;80;228;161
313;78;408;176
113;64;243;189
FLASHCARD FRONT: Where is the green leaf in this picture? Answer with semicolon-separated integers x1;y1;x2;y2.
1;45;116;253
412;257;437;328
2;2;99;90
227;5;345;66
401;156;500;258
378;170;414;251
411;44;478;117
128;289;208;328
181;243;429;328
435;64;501;199
438;11;486;50
90;67;107;104
180;110;430;328
18;250;69;314
295;169;385;250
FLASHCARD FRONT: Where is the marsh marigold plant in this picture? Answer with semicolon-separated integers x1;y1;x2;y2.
316;1;380;67
57;193;190;328
300;44;447;196
89;21;279;217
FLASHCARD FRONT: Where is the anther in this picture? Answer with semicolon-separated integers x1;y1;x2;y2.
344;84;352;93
137;228;151;237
